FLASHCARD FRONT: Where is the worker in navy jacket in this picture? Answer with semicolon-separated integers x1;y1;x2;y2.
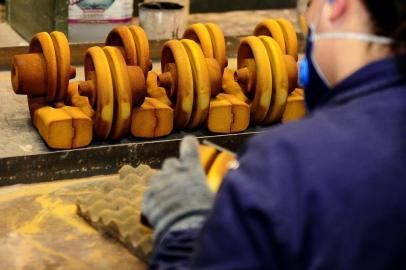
142;0;406;269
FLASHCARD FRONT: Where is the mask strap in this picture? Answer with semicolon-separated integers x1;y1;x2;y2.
310;47;333;88
314;32;393;44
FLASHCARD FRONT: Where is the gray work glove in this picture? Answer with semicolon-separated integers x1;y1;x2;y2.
143;136;215;245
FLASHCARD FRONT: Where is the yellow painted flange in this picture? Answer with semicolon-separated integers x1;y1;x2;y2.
204;23;227;72
106;26;138;66
103;46;133;140
284;54;299;93
180;39;211;129
236;36;272;124
128;25;153;76
259;36;289;124
254;19;286;54
276;18;298;61
29;32;58;102
183;23;227;73
160;40;194;129
183;23;214;58
84;47;114;140
12;31;75;115
50;31;73;101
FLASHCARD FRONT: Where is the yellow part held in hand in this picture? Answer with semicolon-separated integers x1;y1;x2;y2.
207;151;236;192
199;145;218;173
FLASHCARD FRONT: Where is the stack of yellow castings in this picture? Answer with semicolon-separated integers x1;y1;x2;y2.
227;18;305;127
77;25;174;141
10;31;92;149
103;26;174;139
11;20;307;150
77;164;156;263
11;26;174;149
253;18;307;123
153;23;250;134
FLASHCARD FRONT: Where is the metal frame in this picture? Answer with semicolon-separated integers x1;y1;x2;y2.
0;128;267;186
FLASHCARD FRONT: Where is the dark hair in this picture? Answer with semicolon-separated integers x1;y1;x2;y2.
362;0;405;51
362;0;406;73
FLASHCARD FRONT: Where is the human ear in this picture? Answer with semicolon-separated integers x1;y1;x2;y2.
329;0;347;21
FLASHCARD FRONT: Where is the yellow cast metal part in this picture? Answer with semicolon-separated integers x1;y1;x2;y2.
50;31;73;101
159;40;194;129
29;32;58;102
259;36;289;124
106;25;152;76
103;46;133;140
180;39;211;129
236;36;273;124
128;25;153;76
253;19;286;54
204;23;228;72
83;46;114;140
105;26;138;66
183;23;214;58
276;18;298;61
207;151;236;192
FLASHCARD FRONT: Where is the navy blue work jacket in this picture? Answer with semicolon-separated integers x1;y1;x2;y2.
151;57;406;269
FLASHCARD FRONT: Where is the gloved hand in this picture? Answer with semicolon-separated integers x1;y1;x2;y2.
143;136;215;245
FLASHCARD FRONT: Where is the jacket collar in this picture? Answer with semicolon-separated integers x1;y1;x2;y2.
315;56;406;110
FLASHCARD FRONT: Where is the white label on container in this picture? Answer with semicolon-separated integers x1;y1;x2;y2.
69;0;133;24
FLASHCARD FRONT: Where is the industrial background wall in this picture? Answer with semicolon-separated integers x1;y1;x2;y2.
190;0;296;13
5;0;297;41
133;0;297;15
